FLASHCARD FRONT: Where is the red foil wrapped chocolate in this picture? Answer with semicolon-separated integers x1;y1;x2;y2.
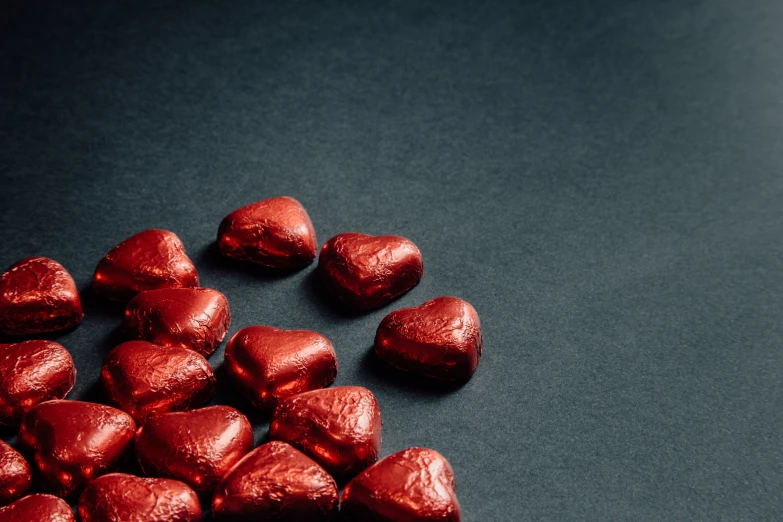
212;441;338;521
341;447;461;522
123;287;231;357
0;494;75;522
270;386;382;477
224;326;337;410
0;340;76;426
218;196;318;269
78;473;201;522
17;400;136;498
101;340;216;423
374;296;482;381
0;441;31;506
317;233;423;310
135;405;253;496
93;229;199;302
0;257;83;336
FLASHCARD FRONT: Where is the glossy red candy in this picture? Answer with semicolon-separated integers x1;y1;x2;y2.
123;287;231;357
78;473;201;522
101;340;216;423
18;400;136;498
218;196;318;269
374;297;482;381
341;447;461;522
270;386;382;477
0;441;31;506
212;441;338;521
318;233;423;310
93;229;199;302
0;257;83;336
135;405;253;496
0;340;76;426
224;326;337;410
0;494;75;522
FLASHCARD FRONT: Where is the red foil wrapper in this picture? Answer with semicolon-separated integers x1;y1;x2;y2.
17;400;136;498
374;296;482;381
78;473;201;522
317;233;423;310
224;326;337;411
0;441;31;507
270;386;381;477
123;287;231;357
0;257;83;336
0;494;75;522
101;340;216;423
135;405;253;496
0;340;76;426
212;441;338;521
341;447;461;522
93;229;199;302
218;196;318;270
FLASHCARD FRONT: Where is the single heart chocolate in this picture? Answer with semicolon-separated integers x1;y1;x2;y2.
218;196;318;269
374;296;482;381
18;400;136;498
224;325;337;410
123;287;231;357
101;340;216;423
0;257;83;336
341;447;462;522
0;441;31;507
93;229;199;302
317;233;423;310
0;340;76;426
0;494;75;522
212;441;338;521
78;473;201;522
270;386;382;477
135;405;253;496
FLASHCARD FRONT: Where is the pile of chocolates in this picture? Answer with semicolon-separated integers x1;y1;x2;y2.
0;196;482;521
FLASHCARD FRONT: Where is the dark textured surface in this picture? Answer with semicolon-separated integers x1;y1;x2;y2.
1;0;782;519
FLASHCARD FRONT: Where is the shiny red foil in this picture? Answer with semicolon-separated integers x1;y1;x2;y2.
101;340;215;424
212;441;338;521
341;447;462;522
374;297;482;381
0;257;83;336
123;287;231;357
0;340;76;426
135;405;253;496
224;326;337;411
17;400;136;498
78;473;201;522
218;196;318;269
0;441;31;507
270;386;382;477
93;229;199;302
0;494;75;522
317;233;423;310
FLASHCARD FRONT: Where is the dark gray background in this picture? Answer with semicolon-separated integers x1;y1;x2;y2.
2;0;782;520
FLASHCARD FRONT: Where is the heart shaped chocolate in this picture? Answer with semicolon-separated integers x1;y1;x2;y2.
318;233;423;310
212;441;338;521
0;340;76;426
135;405;253;496
93;229;199;302
78;473;201;522
224;326;337;410
341;447;462;522
0;494;75;521
101;340;216;423
0;441;31;507
270;386;382;477
123;288;231;357
18;400;136;498
0;257;83;336
374;296;482;381
218;196;318;269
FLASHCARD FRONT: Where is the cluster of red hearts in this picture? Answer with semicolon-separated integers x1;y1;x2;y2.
0;196;483;521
